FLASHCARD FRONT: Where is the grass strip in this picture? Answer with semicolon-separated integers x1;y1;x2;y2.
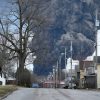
0;85;17;97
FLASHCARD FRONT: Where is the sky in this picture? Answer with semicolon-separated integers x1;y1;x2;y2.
0;0;34;71
0;0;8;14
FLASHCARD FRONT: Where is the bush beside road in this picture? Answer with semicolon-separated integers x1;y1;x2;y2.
0;85;17;98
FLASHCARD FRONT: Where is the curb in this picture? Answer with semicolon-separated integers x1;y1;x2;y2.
77;89;100;92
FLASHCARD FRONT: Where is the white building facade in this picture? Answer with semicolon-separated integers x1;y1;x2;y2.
97;30;100;88
0;74;6;86
66;58;79;71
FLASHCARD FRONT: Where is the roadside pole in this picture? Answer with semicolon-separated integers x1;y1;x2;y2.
70;40;73;89
65;48;67;79
95;9;99;89
56;60;59;88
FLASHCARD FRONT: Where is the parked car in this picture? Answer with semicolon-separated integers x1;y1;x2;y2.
32;83;39;88
68;82;76;89
64;77;76;89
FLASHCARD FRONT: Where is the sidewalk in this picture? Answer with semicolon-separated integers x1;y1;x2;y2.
77;88;100;92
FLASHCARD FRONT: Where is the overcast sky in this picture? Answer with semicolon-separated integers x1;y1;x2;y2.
0;0;11;15
0;0;34;71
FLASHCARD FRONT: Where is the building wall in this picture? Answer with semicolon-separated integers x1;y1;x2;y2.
79;70;85;88
97;30;100;89
0;75;6;86
97;30;100;56
97;65;100;88
80;70;84;79
85;75;96;89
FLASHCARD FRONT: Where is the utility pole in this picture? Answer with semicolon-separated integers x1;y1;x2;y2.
59;56;61;88
95;9;99;88
65;48;67;76
56;60;59;88
70;40;73;89
95;9;98;69
65;48;67;69
59;53;64;88
53;66;56;88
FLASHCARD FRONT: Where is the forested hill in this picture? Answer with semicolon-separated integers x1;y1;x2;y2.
31;0;100;75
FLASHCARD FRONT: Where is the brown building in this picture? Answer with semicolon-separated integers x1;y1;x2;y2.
79;60;96;89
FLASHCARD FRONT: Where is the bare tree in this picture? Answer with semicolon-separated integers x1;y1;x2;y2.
0;18;17;78
0;0;50;85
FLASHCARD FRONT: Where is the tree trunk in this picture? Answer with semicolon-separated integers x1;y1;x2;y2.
17;54;25;86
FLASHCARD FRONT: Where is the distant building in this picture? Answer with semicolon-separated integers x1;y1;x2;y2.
66;58;79;71
79;60;96;89
6;77;16;85
78;30;100;89
0;73;6;86
65;58;79;88
92;30;100;89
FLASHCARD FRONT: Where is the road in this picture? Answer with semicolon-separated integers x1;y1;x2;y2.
3;88;100;100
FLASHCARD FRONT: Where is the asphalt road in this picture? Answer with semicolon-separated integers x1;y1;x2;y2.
3;88;100;100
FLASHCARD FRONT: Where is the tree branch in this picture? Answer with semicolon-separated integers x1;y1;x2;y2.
0;33;19;52
0;19;6;34
0;43;17;52
8;56;18;60
7;17;20;29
